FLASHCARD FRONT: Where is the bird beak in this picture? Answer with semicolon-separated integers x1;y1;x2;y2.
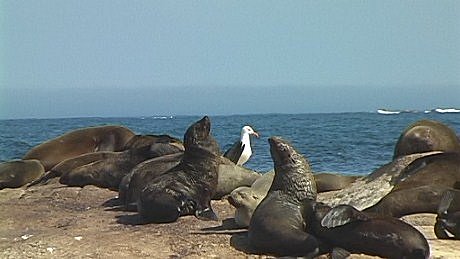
253;132;260;138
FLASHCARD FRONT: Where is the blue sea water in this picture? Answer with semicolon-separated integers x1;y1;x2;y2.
1;112;459;175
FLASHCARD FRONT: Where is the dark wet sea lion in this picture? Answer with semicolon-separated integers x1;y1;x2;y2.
23;125;135;171
303;201;430;259
393;119;460;159
59;145;167;190
120;152;260;211
119;152;183;209
137;116;221;223
247;137;319;257
435;189;460;239
0;160;45;189
365;152;460;217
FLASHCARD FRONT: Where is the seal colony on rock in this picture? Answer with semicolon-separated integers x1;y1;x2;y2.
248;136;319;257
23;125;136;171
29;134;184;188
224;126;259;166
137;116;221;223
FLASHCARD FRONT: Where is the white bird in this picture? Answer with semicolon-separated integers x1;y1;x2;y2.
224;126;259;166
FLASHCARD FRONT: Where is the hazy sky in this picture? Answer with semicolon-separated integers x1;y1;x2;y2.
1;1;459;119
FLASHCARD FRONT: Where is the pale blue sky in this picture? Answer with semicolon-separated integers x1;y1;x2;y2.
1;1;459;119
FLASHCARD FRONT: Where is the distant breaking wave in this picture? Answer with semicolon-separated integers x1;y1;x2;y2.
434;108;460;114
140;116;174;120
377;108;460;115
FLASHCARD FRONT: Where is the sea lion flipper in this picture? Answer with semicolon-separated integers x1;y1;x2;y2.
438;190;455;215
321;205;369;228
331;247;351;259
27;170;59;187
434;221;451;239
195;207;218;221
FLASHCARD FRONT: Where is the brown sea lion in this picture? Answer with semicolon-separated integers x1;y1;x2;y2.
28;151;118;186
314;172;361;192
393;119;460;159
0;160;45;189
213;156;261;199
137;116;222;223
303;201;430;259
123;134;184;151
247;137;319;257
59;144;175;190
30;137;183;187
364;152;460;217
316;151;441;210
23;125;135;170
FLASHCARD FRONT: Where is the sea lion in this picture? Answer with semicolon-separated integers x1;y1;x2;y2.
435;189;460;239
59;145;172;190
30;137;184;187
393;119;460;159
29;151;119;186
364;152;460;217
228;170;274;227
303;201;430;259
123;134;184;151
247;137;320;257
23;125;135;170
137;116;221;223
213;156;261;199
229;170;361;227
119;152;184;210
0;159;45;189
317;151;441;210
120;152;261;210
315;172;361;192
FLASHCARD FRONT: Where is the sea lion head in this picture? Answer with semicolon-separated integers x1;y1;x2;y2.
268;136;317;201
183;116;221;155
393;119;460;158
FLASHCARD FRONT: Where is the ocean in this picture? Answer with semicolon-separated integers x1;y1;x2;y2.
1;112;459;175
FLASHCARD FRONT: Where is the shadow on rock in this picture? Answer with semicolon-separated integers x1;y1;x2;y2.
200;218;243;232
102;197;121;207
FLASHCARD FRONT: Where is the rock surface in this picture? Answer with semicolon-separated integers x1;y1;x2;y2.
1;181;458;258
